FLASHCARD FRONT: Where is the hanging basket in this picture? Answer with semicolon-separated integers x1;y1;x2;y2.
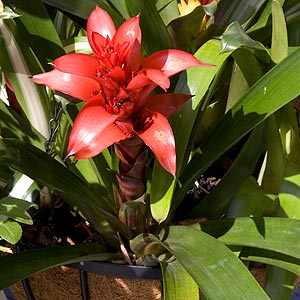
10;261;162;300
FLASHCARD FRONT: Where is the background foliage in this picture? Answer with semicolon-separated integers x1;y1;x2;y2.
1;0;300;299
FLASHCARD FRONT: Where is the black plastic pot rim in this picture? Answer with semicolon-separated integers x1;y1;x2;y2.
67;261;162;281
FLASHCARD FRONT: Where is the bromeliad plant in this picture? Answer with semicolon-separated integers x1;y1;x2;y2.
32;6;210;217
2;1;300;300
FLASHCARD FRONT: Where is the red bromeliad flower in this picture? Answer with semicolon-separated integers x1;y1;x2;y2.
32;6;212;177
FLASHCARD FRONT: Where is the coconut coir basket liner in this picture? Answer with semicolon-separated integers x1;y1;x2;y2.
10;264;162;300
10;264;267;300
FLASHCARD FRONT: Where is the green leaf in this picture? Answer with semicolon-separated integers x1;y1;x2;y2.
4;0;65;66
188;124;266;219
163;226;269;300
227;177;276;217
215;0;268;34
0;243;119;289
168;6;206;52
178;45;300;205
232;47;265;86
0;100;45;150
261;5;297;288
259;116;285;194
0;197;38;224
271;0;288;63
156;39;230;222
0;19;51;137
0;165;12;186
0;7;20;19
161;260;199;300
150;164;175;224
247;0;285;34
42;0;124;26
174;39;230;172
241;247;300;277
63;36;92;54
221;22;267;53
265;265;294;300
226;61;249;110
0;138;133;241
276;103;300;163
108;0;131;19
0;219;22;244
199;217;300;260
1;171;40;201
157;0;179;26
278;160;300;218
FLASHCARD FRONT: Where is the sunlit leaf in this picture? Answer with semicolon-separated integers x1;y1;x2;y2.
177;45;300;205
0;197;38;224
161;260;199;300
200;217;300;259
0;219;22;244
271;0;288;63
163;226;269;300
0;19;51;137
221;22;267;54
0;243;119;289
0;138;133;242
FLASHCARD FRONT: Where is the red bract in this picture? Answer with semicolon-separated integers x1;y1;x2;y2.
32;6;212;177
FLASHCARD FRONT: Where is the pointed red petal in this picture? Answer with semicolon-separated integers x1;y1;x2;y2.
142;49;213;77
144;68;170;90
127;72;153;90
113;14;141;58
32;69;101;101
145;93;191;117
54;53;100;77
90;32;107;56
67;104;127;160
127;69;169;91
136;112;176;176
87;6;116;54
131;84;156;114
106;65;126;83
127;39;142;72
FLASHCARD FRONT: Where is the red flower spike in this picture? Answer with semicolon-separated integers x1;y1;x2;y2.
32;69;101;102
142;49;214;77
136;112;176;177
32;6;213;177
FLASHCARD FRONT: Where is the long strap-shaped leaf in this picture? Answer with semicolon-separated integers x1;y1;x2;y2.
200;217;300;259
0;243;121;289
150;40;231;224
0;19;50;137
160;260;199;300
162;226;270;300
178;45;300;205
0;138;133;242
